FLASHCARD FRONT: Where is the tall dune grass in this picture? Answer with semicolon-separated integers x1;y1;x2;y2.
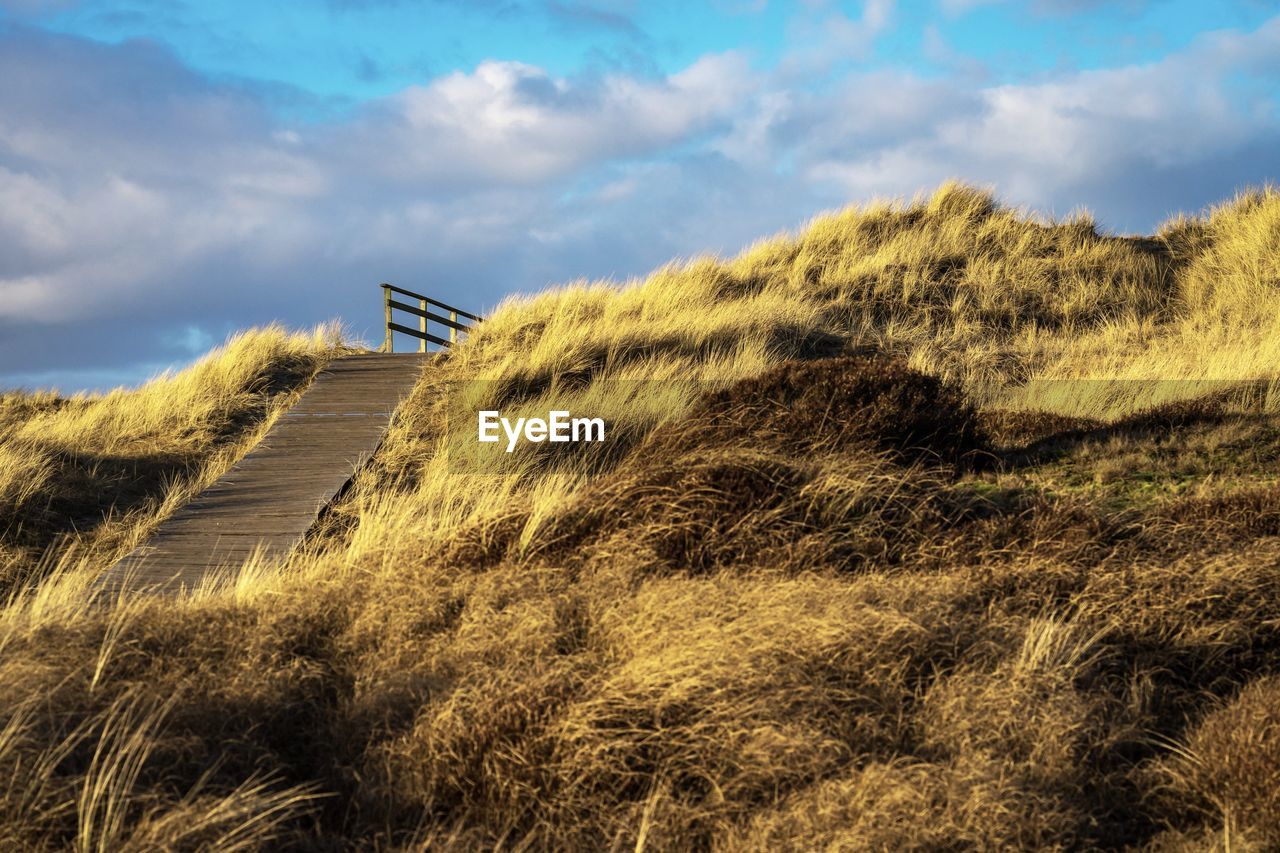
0;324;346;594
2;184;1280;847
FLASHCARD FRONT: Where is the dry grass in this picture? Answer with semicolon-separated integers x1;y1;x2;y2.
0;323;346;594
2;183;1280;848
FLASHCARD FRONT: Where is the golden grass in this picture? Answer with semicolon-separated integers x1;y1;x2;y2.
3;183;1280;847
0;323;346;595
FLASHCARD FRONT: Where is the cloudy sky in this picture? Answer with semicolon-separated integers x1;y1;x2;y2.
1;0;1277;392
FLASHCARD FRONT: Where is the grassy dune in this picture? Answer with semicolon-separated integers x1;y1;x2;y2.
0;325;345;596
2;183;1280;848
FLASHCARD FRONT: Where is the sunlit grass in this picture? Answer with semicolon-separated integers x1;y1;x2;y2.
1;184;1280;846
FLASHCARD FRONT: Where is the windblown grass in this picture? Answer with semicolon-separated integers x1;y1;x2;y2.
2;184;1280;848
0;323;346;594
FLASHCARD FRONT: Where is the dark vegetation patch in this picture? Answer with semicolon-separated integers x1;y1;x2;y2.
651;352;987;464
501;354;990;573
1159;676;1280;846
978;408;1104;449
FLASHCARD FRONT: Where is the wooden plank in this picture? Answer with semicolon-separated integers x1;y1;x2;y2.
96;352;427;597
254;423;391;438
134;536;302;553
186;481;352;499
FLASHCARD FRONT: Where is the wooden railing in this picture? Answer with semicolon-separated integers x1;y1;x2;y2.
381;283;482;353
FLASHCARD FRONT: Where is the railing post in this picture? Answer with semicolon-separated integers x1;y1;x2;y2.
382;284;393;353
381;283;479;353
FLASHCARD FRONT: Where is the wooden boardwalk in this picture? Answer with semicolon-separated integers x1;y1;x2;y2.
97;353;427;597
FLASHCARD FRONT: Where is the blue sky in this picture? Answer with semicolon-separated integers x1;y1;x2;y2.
26;1;1276;97
1;0;1278;391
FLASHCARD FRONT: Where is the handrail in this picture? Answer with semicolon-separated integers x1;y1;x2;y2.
386;299;472;332
382;283;482;322
381;283;483;353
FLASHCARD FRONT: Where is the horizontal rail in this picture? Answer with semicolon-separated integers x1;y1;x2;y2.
381;283;482;322
387;322;453;348
387;299;473;332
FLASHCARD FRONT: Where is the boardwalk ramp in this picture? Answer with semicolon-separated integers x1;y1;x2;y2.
97;353;426;597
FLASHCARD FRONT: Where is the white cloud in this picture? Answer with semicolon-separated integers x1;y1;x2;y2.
780;0;897;76
778;16;1280;214
338;53;754;186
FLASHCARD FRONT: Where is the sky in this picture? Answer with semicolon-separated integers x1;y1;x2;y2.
1;0;1278;393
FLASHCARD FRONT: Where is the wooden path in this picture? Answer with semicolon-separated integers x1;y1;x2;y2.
97;353;427;597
